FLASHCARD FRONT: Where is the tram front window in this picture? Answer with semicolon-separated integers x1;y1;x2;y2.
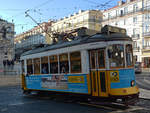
108;44;124;68
126;44;133;67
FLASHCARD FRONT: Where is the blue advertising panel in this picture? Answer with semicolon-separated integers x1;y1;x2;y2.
25;74;89;94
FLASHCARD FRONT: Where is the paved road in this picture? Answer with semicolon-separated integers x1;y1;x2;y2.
135;73;150;90
0;85;150;113
0;85;113;113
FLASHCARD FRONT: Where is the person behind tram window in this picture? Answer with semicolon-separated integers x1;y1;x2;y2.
61;62;69;73
51;64;58;73
61;65;66;73
42;65;47;74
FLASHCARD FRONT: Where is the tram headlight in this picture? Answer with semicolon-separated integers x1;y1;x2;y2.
131;80;135;87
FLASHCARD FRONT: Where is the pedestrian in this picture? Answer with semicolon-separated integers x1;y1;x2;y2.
3;60;6;67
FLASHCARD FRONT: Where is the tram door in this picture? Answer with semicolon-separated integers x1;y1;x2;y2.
89;49;108;97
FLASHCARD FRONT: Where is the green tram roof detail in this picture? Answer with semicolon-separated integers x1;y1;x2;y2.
21;32;132;57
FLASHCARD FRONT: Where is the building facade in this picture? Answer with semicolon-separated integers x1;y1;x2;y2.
14;10;103;58
49;10;103;43
0;19;15;68
102;0;150;65
14;21;52;44
14;21;52;59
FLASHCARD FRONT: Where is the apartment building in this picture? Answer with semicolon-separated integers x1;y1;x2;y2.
14;21;52;59
0;19;15;67
14;21;52;44
102;0;150;66
14;10;103;59
48;10;103;43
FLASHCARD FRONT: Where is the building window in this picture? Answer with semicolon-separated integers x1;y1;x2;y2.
70;52;81;73
124;7;128;14
120;10;123;16
116;10;118;16
133;16;137;23
124;19;126;25
133;4;138;12
108;13;110;19
115;22;118;26
145;25;149;32
133;41;137;48
133;28;136;35
145;14;150;21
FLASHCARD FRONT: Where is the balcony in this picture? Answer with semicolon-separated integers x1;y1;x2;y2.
142;46;150;51
133;47;140;52
103;7;150;22
143;32;150;38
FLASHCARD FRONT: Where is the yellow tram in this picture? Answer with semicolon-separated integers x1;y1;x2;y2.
21;25;139;105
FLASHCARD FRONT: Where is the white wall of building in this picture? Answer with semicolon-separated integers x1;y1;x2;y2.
102;0;147;62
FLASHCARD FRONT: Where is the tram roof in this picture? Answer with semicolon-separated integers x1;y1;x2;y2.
21;33;132;56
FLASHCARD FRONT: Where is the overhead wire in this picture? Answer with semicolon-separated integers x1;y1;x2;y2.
5;0;118;34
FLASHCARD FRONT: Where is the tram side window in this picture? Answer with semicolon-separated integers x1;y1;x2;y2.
126;44;133;66
27;59;33;74
41;56;49;74
108;44;124;68
33;58;40;74
21;60;25;74
59;54;69;73
49;55;58;74
98;49;105;68
90;51;96;69
70;52;81;73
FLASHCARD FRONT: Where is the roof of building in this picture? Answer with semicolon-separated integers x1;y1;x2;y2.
104;0;137;12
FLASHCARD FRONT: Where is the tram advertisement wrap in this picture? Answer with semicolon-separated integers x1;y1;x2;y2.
41;75;68;90
25;74;89;94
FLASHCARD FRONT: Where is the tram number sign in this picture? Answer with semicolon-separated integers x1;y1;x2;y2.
110;71;120;83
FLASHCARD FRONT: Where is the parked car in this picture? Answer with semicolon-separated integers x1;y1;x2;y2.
134;62;142;74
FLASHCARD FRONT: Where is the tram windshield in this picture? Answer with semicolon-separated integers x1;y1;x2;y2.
108;44;124;68
108;44;133;68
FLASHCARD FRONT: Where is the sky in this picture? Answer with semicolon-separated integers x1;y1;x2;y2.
0;0;119;35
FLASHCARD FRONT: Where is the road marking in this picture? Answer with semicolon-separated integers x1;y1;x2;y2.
9;100;42;106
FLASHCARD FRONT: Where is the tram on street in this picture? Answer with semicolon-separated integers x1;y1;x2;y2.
21;25;139;105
